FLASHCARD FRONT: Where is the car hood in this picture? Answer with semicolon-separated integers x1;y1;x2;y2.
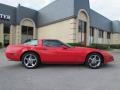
73;46;98;51
73;46;111;56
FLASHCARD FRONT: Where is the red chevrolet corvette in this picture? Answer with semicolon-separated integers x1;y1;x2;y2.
5;39;114;69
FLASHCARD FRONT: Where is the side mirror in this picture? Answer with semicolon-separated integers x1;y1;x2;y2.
62;45;68;49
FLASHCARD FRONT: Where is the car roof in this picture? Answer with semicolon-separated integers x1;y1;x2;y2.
39;39;60;41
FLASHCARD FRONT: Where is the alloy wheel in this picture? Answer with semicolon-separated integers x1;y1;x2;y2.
87;54;103;69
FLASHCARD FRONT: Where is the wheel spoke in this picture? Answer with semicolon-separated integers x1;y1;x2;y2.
89;57;94;61
25;57;29;60
25;62;29;66
31;63;35;67
93;55;97;59
96;59;100;62
31;59;36;61
89;58;93;60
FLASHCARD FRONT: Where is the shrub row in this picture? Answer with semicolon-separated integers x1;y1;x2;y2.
67;43;82;47
90;44;120;49
110;44;120;49
67;43;120;50
0;42;2;48
67;43;87;47
89;44;110;50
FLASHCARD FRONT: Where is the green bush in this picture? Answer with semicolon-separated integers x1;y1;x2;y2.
110;44;120;49
0;42;2;48
89;44;110;50
67;43;81;46
68;43;110;49
67;43;85;47
90;44;120;49
67;43;120;50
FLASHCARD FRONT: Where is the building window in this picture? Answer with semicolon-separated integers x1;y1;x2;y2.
3;24;10;46
90;27;94;37
78;20;87;33
4;24;10;34
21;25;34;43
22;26;27;35
99;30;104;38
107;32;111;39
28;27;33;35
22;26;33;35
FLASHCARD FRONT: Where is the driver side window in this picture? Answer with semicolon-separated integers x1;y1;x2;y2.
43;40;64;47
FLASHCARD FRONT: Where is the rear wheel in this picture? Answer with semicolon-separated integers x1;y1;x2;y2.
86;53;103;69
21;52;40;69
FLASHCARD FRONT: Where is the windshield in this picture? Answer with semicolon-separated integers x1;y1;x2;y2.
23;39;38;46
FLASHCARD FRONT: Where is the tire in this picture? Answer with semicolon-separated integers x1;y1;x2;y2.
21;52;40;69
86;53;103;69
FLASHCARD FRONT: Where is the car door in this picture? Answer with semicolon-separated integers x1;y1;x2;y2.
55;47;79;64
40;46;61;64
39;40;62;64
40;40;78;64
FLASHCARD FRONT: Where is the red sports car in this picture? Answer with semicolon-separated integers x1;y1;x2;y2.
5;39;114;69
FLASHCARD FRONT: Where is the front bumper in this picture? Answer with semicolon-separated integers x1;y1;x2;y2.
104;55;114;64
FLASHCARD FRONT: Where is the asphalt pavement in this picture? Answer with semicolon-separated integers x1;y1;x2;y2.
0;48;120;90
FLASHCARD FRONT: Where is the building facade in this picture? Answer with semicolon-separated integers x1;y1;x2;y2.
0;0;120;46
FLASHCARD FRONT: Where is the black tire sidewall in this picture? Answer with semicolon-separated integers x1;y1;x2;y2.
22;52;40;69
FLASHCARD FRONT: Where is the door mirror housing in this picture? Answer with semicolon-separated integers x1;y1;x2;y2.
62;45;69;49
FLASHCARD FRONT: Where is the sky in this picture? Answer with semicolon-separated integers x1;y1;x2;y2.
0;0;119;20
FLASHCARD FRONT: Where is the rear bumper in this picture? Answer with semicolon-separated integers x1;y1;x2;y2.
5;53;20;61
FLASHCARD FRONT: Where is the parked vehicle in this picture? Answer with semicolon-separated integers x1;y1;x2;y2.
5;39;114;69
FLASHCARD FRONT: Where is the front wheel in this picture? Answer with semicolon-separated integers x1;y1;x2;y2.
21;52;40;69
86;53;103;69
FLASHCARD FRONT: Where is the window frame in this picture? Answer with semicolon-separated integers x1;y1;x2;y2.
4;24;10;34
22;26;33;35
107;32;111;39
99;30;104;38
78;20;87;33
90;27;94;37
